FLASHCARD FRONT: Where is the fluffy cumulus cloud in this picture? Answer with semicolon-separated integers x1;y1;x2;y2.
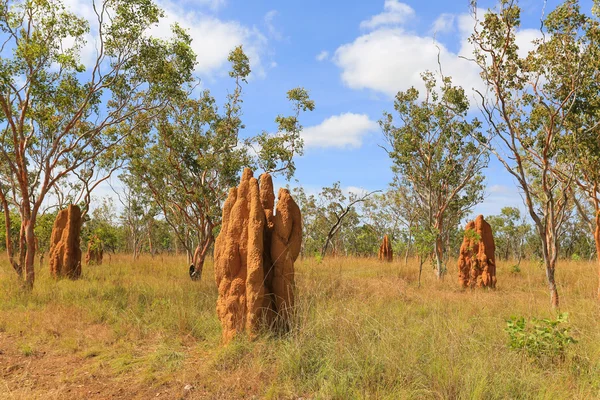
334;1;541;99
150;0;268;77
334;28;483;97
431;13;455;34
360;0;415;30
301;113;378;149
61;0;269;77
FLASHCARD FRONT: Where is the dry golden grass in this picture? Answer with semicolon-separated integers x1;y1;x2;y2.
0;253;599;399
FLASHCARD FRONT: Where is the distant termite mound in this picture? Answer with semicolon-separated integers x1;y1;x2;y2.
458;215;496;288
214;168;302;343
49;204;82;279
378;234;393;262
85;235;103;266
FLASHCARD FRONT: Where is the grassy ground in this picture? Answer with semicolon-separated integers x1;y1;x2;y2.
0;254;599;399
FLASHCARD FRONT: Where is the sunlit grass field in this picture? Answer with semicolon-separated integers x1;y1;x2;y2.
1;254;599;399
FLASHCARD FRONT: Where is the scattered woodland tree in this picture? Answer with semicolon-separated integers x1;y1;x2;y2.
487;207;530;264
126;46;314;276
381;72;488;279
363;188;420;266
0;0;195;288
318;184;380;258
551;1;600;299
469;0;597;307
292;184;379;258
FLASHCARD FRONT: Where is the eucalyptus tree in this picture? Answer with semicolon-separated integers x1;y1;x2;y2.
551;1;600;299
469;0;597;307
381;72;488;279
0;0;196;288
126;47;314;278
487;207;530;263
363;186;420;265
318;183;380;258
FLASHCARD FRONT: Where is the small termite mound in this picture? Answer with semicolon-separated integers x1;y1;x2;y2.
49;204;83;279
458;214;496;288
85;235;103;266
214;168;302;343
378;234;393;262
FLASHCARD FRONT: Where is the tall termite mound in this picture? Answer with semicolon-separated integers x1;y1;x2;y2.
214;168;302;343
458;214;496;288
85;235;103;266
378;234;393;262
49;204;83;279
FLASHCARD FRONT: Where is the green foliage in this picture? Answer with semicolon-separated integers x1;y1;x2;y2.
510;265;521;274
254;87;315;179
487;207;530;261
0;0;197;286
505;313;577;363
126;46;313;261
463;228;481;251
470;0;600;303
313;252;323;264
34;212;57;253
381;72;488;276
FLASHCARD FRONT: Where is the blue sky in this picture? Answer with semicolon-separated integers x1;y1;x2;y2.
71;0;595;217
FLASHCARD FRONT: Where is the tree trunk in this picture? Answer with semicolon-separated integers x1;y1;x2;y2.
24;220;36;290
404;229;412;268
2;201;21;277
418;257;424;288
321;234;334;258
547;266;559;309
539;225;560;309
595;212;600;301
192;235;214;281
148;231;154;258
434;235;444;279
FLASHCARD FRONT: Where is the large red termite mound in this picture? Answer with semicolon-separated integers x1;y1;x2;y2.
458;214;496;288
49;204;82;279
85;235;103;266
214;168;302;343
378;234;393;262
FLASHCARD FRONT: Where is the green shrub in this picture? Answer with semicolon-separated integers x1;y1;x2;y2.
510;265;521;274
505;313;577;364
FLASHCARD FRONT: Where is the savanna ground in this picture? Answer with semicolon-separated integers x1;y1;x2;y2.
0;254;599;399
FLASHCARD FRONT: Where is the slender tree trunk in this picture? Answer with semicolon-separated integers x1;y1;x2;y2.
595;212;600;301
539;225;559;309
547;265;559;309
192;235;214;280
404;229;412;268
434;236;444;279
24;219;36;290
418;257;424;288
148;231;154;258
1;198;21;277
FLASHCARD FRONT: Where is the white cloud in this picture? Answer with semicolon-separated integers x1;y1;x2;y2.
345;186;370;197
301;113;378;149
431;13;455;34
264;10;283;41
151;0;268;77
360;0;415;31
514;29;542;58
316;50;329;61
334;28;483;98
335;3;542;100
62;0;269;77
